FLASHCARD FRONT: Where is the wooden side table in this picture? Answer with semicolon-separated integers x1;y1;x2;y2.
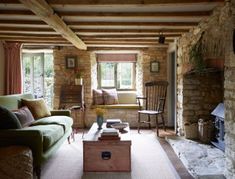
0;146;33;179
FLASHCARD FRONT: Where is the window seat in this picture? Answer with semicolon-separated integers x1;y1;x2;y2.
92;104;139;109
91;91;140;109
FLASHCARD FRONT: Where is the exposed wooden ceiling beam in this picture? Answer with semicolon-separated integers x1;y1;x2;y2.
68;22;198;27
75;29;189;33
0;27;55;32
1;0;224;4
60;11;211;18
18;0;87;50
0;10;211;19
0;10;34;15
0;20;46;25
0;20;198;27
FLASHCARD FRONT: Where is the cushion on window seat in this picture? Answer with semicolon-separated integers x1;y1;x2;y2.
93;104;139;109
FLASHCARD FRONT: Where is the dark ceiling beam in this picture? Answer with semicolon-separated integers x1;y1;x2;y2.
68;22;198;26
2;0;224;4
0;10;211;18
0;10;34;15
59;11;211;18
1;0;224;4
75;29;189;33
0;20;46;25
0;20;197;27
0;32;181;39
0;27;55;32
79;34;181;38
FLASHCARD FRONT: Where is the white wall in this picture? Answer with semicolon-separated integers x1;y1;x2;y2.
0;41;5;95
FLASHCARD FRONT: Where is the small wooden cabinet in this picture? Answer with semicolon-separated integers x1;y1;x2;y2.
59;85;84;109
59;85;85;128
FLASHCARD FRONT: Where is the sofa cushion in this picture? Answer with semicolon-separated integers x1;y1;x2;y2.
21;98;51;119
93;89;104;105
102;89;119;105
13;106;35;127
25;124;64;151
0;105;22;129
31;116;73;133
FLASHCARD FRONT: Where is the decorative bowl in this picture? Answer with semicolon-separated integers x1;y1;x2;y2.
111;123;128;131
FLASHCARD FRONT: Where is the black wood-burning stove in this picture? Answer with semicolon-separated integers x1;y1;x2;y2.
211;103;225;151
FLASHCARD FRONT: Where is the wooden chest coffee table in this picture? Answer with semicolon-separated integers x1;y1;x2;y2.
83;122;131;172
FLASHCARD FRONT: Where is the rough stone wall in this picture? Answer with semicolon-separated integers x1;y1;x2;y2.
224;0;235;178
53;47;168;128
177;4;230;135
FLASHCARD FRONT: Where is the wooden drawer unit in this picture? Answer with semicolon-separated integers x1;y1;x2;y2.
83;141;131;172
83;123;131;172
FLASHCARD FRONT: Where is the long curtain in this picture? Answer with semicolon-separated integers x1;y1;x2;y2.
3;42;22;95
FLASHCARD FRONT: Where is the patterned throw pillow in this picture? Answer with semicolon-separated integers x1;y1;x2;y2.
21;98;51;119
93;89;104;105
13;106;35;127
102;89;119;105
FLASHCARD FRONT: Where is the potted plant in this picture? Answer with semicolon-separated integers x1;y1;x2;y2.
75;69;83;85
189;34;206;73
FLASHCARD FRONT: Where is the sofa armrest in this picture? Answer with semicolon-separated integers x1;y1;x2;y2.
50;110;71;117
0;129;43;167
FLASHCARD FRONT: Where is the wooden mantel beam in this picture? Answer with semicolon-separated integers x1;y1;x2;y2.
18;0;87;50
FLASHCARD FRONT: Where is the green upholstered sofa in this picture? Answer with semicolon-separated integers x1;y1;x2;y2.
0;94;73;177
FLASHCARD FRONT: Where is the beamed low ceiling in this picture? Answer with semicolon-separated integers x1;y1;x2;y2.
0;0;224;49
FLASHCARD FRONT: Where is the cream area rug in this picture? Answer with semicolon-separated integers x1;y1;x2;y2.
41;130;180;179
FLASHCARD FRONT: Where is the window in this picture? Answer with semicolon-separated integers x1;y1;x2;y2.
22;50;54;108
97;54;136;90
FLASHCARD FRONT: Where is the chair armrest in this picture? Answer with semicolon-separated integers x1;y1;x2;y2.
50;110;71;117
136;96;147;100
0;129;43;166
136;96;147;109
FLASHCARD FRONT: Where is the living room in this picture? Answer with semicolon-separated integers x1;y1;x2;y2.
0;0;235;179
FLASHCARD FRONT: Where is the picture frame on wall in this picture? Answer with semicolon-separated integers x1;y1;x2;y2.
150;61;159;73
66;56;77;69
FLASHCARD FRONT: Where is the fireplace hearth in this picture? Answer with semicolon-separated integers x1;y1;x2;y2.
211;103;225;151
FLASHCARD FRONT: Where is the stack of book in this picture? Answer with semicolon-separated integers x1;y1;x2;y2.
99;128;120;140
106;119;122;128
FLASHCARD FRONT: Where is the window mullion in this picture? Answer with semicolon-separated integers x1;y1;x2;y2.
115;63;118;89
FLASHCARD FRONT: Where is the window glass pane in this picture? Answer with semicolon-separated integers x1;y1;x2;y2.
100;63;115;87
22;56;32;94
117;63;133;89
44;53;54;108
33;55;44;98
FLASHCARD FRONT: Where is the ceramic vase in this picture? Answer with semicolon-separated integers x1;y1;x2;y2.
96;116;103;130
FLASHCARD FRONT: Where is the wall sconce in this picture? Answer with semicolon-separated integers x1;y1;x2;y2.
158;32;165;44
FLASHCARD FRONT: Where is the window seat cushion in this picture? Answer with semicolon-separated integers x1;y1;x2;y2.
92;104;140;109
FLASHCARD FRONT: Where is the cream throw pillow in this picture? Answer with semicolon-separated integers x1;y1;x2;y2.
102;89;119;105
21;98;51;119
